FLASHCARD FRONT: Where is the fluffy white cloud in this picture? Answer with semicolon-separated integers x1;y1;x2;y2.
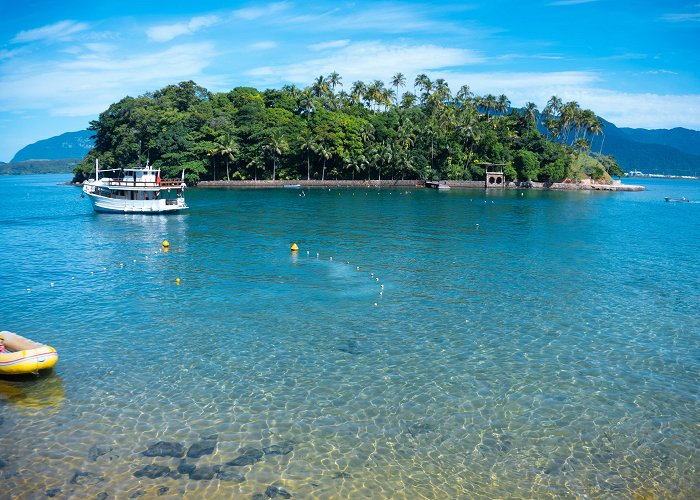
309;40;350;51
147;15;219;42
12;20;89;44
0;43;218;116
248;41;482;86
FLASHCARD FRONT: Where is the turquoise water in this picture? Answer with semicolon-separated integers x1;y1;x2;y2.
0;175;698;499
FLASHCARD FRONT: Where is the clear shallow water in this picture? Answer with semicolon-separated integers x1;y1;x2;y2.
0;175;698;499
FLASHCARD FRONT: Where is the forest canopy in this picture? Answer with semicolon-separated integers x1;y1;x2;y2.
74;74;624;183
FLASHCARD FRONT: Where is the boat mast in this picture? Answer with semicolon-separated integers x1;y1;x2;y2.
95;158;99;181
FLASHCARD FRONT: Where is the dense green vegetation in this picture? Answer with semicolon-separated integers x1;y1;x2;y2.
1;158;80;175
74;75;623;183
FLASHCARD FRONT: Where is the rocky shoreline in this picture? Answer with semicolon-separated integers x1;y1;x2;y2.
197;179;645;191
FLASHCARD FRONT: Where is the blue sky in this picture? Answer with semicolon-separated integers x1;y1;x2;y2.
1;0;699;162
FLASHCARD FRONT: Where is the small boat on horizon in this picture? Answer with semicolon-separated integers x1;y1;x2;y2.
664;197;690;203
0;331;58;376
83;159;188;213
284;183;302;188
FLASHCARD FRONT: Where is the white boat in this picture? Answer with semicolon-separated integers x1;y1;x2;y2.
83;160;188;213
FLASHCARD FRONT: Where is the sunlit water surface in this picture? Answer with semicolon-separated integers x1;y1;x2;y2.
0;175;698;499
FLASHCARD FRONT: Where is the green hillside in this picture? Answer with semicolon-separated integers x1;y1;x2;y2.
0;158;80;175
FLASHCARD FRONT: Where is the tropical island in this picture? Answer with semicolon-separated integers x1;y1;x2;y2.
73;74;627;187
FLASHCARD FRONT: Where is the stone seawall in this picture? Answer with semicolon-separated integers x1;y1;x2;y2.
197;179;644;191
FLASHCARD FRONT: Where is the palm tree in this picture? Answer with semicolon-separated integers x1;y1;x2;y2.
327;71;342;90
523;102;539;129
350;81;366;107
300;133;315;180
263;130;288;181
215;134;238;181
312;75;330;98
496;94;510;115
455;85;473;109
313;142;332;181
414;73;432;103
390;72;406;106
298;88;316;120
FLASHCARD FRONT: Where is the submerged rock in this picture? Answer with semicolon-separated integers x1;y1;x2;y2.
227;446;264;466
45;488;61;497
70;470;104;485
157;486;169;496
133;464;171;479
0;458;6;469
332;471;351;479
217;468;245;482
187;439;217;458
88;444;113;461
265;485;292;498
263;442;294;456
177;461;196;475
406;422;433;437
142;441;185;458
189;464;221;480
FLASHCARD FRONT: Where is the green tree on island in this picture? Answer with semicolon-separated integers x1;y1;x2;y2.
74;76;623;184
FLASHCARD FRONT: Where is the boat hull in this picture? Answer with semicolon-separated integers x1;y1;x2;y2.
85;191;187;213
0;332;58;375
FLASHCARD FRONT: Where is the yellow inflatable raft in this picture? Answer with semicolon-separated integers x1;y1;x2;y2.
0;331;58;375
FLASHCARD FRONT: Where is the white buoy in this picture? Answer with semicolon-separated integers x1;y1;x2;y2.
356;266;360;270
380;284;384;289
376;277;379;281
374;303;378;306
90;271;94;275
50;282;55;287
330;257;332;261
26;288;31;293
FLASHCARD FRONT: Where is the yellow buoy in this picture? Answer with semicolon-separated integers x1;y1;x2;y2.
162;240;170;248
291;243;299;251
175;278;181;284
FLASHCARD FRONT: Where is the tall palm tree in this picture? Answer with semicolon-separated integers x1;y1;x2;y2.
390;72;406;106
300;133;315;180
263;130;288;181
523;102;539;129
298;88;316;120
315;143;332;181
327;71;342;91
216;134;238;181
312;75;330;98
414;73;432;103
350;81;366;107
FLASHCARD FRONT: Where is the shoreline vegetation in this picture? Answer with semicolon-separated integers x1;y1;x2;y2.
198;179;644;191
74;74;628;187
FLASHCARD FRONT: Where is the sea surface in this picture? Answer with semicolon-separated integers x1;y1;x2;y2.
0;175;698;499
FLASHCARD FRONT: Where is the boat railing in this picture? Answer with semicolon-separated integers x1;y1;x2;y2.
105;179;184;188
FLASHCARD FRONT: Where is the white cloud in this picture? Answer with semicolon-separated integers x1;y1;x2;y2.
309;39;351;51
662;12;700;22
248;41;482;86
438;70;700;129
12;20;89;44
249;41;278;50
234;2;289;21
147;15;219;42
0;43;218;117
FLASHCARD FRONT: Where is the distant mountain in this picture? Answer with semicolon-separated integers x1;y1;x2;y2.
590;121;700;176
0;158;80;175
11;130;93;162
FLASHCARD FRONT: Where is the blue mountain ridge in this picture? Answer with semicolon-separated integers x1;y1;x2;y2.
11;130;94;162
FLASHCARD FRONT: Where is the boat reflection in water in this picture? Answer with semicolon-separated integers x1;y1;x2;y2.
0;372;65;415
